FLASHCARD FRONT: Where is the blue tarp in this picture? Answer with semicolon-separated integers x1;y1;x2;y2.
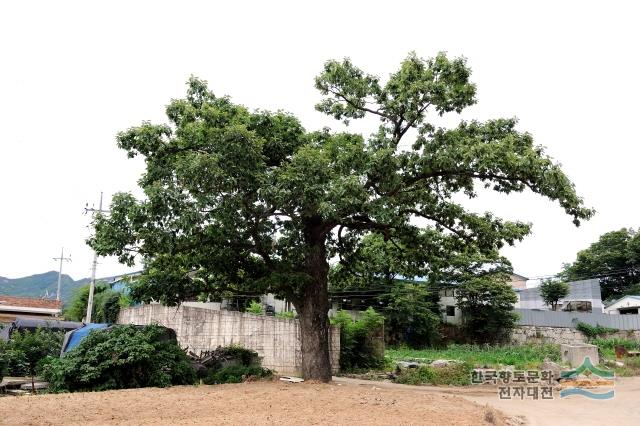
61;323;109;354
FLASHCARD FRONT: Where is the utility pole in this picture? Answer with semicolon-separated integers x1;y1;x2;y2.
84;192;109;323
53;248;72;302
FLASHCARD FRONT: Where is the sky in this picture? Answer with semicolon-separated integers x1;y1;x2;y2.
0;0;638;282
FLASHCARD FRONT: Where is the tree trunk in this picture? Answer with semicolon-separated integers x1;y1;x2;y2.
294;219;332;382
296;284;332;382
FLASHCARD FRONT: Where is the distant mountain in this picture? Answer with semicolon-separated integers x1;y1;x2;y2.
0;271;91;304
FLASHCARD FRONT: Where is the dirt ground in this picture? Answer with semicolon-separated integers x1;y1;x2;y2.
0;380;503;426
336;376;640;426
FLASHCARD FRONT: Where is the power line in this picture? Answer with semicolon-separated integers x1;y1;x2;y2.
84;191;110;323
52;247;71;302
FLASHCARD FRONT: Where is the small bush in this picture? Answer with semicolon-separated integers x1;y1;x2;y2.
246;301;264;315
204;365;272;384
394;362;472;386
275;311;296;319
196;345;272;384
1;328;63;379
211;345;260;367
42;325;196;392
0;340;7;382
576;322;618;339
331;308;385;371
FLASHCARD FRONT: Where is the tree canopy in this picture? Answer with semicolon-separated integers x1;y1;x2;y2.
90;52;592;380
539;279;570;311
561;228;640;300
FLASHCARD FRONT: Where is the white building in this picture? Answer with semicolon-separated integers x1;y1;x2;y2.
604;295;640;315
440;277;605;324
515;279;604;313
439;273;529;324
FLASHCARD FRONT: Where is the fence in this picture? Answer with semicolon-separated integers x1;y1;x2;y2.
118;304;340;376
515;308;640;330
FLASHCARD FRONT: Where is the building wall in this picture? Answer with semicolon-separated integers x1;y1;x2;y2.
117;304;340;376
439;293;462;324
509;274;528;290
604;296;640;314
517;279;604;312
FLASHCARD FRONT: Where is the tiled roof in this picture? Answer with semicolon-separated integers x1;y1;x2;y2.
0;295;62;310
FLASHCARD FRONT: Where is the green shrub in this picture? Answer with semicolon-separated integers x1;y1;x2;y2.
0;340;6;382
246;301;264;315
380;282;441;348
198;345;272;384
64;283;130;323
204;365;272;384
576;322;618;339
394;362;472;386
42;325;196;392
275;311;296;319
212;345;261;367
1;329;63;381
456;277;519;344
331;308;385;371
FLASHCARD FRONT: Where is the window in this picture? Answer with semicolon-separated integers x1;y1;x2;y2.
440;289;455;297
563;301;592;313
446;306;456;317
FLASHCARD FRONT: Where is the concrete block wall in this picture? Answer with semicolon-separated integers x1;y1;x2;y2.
118;304;340;376
512;325;640;345
512;325;588;345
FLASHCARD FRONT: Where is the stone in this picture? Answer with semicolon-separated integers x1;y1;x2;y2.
539;360;562;381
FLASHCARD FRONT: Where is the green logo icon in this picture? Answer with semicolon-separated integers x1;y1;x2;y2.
559;357;614;399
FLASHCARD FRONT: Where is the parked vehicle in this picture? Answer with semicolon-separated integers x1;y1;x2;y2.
0;317;83;342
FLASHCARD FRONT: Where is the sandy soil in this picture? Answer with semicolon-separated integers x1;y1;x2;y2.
0;380;503;426
335;376;640;426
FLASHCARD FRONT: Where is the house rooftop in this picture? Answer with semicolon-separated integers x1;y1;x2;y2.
510;272;529;281
0;295;62;311
604;295;640;308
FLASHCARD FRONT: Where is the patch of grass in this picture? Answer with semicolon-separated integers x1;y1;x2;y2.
394;362;472;386
591;337;640;376
591;337;640;359
387;344;560;370
613;357;640;377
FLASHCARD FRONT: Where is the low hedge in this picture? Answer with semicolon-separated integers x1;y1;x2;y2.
41;324;196;392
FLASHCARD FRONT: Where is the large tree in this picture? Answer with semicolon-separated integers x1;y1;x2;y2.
90;53;592;381
561;228;640;300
